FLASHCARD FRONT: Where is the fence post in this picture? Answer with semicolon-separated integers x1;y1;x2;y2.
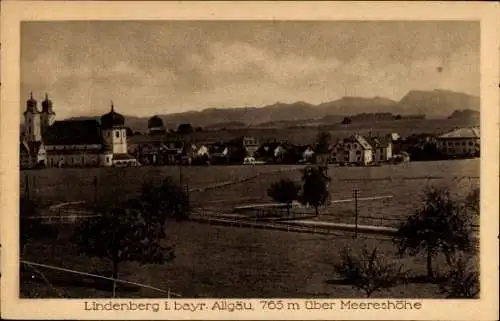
353;187;360;238
93;176;98;204
25;175;30;200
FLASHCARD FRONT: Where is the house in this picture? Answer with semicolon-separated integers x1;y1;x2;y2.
301;146;315;163
239;136;259;157
330;135;373;165
255;142;281;163
437;127;480;158
366;136;393;162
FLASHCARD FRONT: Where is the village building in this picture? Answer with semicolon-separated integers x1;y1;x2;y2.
366;136;393;162
437;127;480;158
20;93;138;169
330;135;373;165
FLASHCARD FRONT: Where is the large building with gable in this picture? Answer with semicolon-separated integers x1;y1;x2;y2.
20;93;138;169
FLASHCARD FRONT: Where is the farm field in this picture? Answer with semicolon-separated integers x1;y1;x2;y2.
21;159;479;226
22;220;462;299
20;164;303;206
20;158;479;298
190;158;480;227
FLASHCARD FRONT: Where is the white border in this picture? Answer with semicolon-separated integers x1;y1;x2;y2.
1;1;499;320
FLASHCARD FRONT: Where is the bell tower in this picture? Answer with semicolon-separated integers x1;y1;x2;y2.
23;92;42;142
41;93;56;130
100;101;127;154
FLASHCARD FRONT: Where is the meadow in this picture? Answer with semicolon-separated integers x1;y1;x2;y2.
22;221;456;299
20;159;479;298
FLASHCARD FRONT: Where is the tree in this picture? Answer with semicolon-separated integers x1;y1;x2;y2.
439;253;479;298
316;131;332;151
176;123;194;135
341;117;352;125
71;204;174;296
140;177;190;223
301;166;330;216
395;186;474;279
334;246;406;298
267;179;301;216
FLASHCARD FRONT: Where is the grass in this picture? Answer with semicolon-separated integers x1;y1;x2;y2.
19;158;479;298
22;220;472;299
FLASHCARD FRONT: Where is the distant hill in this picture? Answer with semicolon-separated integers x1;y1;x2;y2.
317;96;399;115
447;109;480;121
63;89;479;131
399;90;480;118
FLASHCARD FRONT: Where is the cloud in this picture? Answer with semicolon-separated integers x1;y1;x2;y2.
20;21;480;118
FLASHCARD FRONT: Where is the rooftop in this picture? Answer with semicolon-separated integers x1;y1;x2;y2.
439;127;480;139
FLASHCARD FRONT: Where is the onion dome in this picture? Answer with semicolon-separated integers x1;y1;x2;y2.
100;101;125;129
41;93;53;113
26;92;38;113
148;115;164;129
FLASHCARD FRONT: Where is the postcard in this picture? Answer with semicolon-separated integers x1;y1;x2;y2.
1;1;498;320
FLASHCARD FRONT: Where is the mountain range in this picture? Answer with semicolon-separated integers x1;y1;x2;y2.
67;89;480;131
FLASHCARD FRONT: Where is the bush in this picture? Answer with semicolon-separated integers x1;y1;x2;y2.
334;246;406;297
439;253;479;298
267;179;300;216
140;177;190;222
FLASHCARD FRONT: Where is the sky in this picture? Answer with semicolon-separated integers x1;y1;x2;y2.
21;21;480;119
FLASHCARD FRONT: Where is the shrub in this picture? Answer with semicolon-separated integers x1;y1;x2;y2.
439;253;479;298
334;246;405;297
267;179;300;216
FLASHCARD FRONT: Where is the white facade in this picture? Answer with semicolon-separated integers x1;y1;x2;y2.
437;127;480;158
372;143;393;162
331;135;373;165
102;127;128;154
24;111;42;142
46;151;100;167
41;111;56;129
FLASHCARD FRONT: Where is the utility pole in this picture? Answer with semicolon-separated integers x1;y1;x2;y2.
25;175;30;200
353;187;360;238
93;176;98;204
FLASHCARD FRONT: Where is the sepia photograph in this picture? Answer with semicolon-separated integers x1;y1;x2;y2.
1;1;499;320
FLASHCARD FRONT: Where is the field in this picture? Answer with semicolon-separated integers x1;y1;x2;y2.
20;159;479;298
144;117;479;146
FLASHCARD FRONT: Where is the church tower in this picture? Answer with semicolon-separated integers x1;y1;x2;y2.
41;93;56;131
23;92;42;142
100;101;127;154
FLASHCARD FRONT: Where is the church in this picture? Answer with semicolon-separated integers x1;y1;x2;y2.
20;93;138;169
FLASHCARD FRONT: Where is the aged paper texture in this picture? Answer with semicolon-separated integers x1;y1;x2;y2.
1;1;499;320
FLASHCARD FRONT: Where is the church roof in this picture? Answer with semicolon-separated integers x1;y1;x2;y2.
41;93;54;112
100;102;125;129
439;127;480;139
25;92;39;113
44;120;102;146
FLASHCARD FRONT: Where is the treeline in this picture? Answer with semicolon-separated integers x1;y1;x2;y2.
340;113;425;125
